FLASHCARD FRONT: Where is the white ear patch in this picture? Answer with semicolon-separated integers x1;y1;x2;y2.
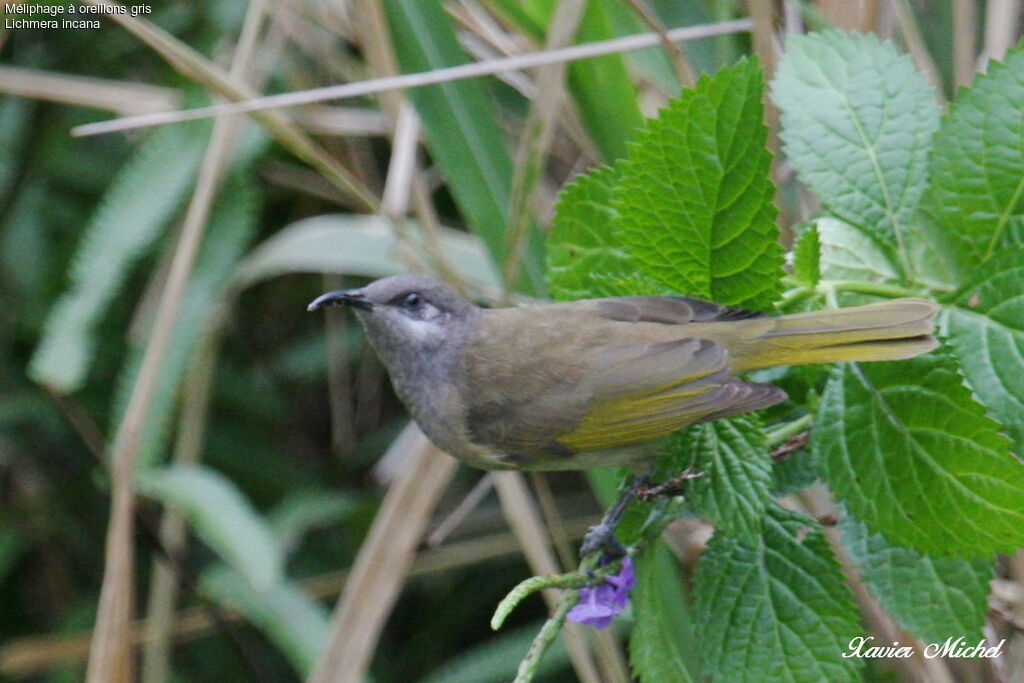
401;315;445;345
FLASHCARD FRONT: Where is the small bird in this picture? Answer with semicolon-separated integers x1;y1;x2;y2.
308;274;938;472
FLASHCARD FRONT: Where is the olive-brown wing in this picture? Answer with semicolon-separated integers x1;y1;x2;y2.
554;337;784;452
462;307;783;459
591;295;763;324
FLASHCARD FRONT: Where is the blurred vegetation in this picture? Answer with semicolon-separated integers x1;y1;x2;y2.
0;1;1022;682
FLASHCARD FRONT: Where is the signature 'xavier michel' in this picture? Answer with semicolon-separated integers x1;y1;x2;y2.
309;274;937;472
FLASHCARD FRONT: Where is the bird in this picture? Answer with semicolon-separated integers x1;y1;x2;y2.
308;274;938;473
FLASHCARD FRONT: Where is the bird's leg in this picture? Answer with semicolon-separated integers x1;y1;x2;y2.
579;474;649;558
580;466;705;557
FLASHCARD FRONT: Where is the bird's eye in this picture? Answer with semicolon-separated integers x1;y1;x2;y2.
403;292;422;308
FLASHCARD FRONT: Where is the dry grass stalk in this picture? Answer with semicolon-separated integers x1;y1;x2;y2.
748;0;779;77
783;1;804;35
451;5;600;168
625;0;696;86
528;472;632;681
982;0;1022;64
0;515;598;678
353;0;464;290
815;0;878;31
137;4;278;672
0;65;177;115
450;5;541;97
72;18;755;138
748;0;781;161
140;329;224;682
259;161;355;205
502;0;587;293
299;106;390;136
380;101;422;219
308;428;458;683
892;0;945;99
494;471;614;683
796;485;958;683
953;0;979;87
79;0;378;211
427;472;497;547
83;1;265;676
352;0;404;120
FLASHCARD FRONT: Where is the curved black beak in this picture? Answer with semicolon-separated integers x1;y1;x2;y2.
307;289;373;312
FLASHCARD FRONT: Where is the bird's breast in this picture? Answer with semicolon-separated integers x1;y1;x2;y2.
389;372;510;469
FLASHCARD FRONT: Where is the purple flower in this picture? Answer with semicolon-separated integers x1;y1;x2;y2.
567;556;636;628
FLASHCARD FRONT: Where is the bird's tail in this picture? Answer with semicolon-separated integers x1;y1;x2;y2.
723;298;940;373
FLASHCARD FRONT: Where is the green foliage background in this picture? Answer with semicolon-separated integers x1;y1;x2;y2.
2;2;1023;682
544;24;1024;678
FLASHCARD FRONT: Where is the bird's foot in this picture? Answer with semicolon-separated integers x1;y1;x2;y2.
580;523;627;559
579;468;705;558
579;474;646;559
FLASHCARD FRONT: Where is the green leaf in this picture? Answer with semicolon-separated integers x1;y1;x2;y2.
269;490;360;556
28;122;209;392
815;350;1024;555
630;542;698;683
615;58;783;309
692;505;862;682
676;417;773;539
600;0;682;96
928;41;1024;272
384;0;544;293
944;249;1024;450
566;0;646;161
816;216;900;300
199;565;329;676
231;213;501;292
0;97;31;199
0;180;52;310
792;225;821;288
0;522;25;585
484;0;644;161
840;512;992;644
138;464;284;589
110;171;259;468
772;447;819;496
907;209;960;292
772;31;939;269
546;165;656;300
480;0;543;37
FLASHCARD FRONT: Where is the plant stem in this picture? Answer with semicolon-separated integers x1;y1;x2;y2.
492;567;600;631
502;0;586;296
513;587;580;683
780;276;925;312
819;279;923;299
777;285;818;310
509;466;700;681
766;414;813;448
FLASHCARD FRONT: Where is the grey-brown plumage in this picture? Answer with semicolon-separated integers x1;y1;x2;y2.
308;274;938;471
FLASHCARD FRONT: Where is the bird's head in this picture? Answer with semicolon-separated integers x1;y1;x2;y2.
308;274;478;359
